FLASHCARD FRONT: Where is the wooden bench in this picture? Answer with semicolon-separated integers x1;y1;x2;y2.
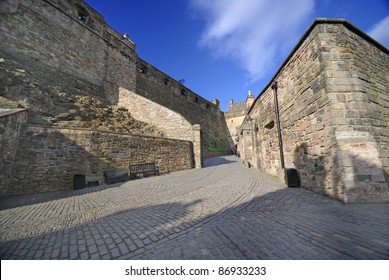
103;169;129;184
129;162;159;179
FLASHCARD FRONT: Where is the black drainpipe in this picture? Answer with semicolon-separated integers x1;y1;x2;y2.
272;81;285;169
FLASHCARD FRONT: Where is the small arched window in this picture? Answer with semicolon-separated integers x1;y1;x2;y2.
162;78;169;87
139;65;148;74
76;4;89;22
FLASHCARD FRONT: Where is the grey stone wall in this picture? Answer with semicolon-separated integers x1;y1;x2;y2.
5;125;194;197
0;0;230;160
118;89;194;142
242;19;389;203
0;109;27;196
0;0;132;94
134;58;230;158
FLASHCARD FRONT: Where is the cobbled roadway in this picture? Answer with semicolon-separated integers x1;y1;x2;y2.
0;156;388;259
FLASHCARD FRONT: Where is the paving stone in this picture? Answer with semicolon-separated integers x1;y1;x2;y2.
90;253;100;260
51;248;60;259
143;238;152;245
0;156;388;260
95;238;105;246
88;244;97;255
97;244;108;256
118;243;129;255
69;250;78;259
134;239;143;248
79;252;89;259
34;250;44;258
128;244;137;252
149;234;159;242
110;248;120;258
78;244;87;253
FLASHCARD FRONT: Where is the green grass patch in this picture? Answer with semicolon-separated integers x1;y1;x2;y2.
207;147;227;152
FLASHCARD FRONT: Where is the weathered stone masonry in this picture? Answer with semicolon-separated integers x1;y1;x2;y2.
0;0;230;157
7;124;194;196
132;58;230;159
239;19;389;203
0;109;28;196
0;0;230;196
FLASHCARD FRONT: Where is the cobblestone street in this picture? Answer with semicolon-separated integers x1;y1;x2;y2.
0;156;388;260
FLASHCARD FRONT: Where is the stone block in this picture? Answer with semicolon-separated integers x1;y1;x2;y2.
356;175;372;182
371;168;385;182
345;110;359;118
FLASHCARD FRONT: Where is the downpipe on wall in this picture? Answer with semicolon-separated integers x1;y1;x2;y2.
271;81;285;169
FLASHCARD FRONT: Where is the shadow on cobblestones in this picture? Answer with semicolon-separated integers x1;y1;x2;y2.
133;188;389;260
1;154;388;260
0;182;127;210
203;157;235;168
1;185;389;259
294;142;389;203
0;199;203;259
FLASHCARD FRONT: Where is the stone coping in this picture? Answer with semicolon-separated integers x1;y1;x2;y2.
247;18;389;115
0;108;27;118
23;123;194;143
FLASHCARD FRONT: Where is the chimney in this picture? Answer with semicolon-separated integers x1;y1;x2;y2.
211;98;220;108
246;90;255;109
229;99;233;107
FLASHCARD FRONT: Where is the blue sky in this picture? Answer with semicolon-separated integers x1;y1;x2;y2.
84;0;389;111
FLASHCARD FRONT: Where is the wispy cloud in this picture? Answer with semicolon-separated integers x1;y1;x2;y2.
369;15;389;48
191;0;315;82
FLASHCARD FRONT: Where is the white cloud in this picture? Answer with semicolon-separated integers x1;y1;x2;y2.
369;16;389;48
191;0;315;82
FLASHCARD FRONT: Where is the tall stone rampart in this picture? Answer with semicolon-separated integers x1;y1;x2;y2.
133;58;230;157
0;0;135;100
118;89;194;142
241;19;389;203
0;0;230;159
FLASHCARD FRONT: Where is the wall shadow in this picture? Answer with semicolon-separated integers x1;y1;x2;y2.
0;181;127;210
203;156;236;168
293;142;332;197
1;185;388;260
293;142;389;203
1;121;194;202
3;126;126;200
0;199;202;259
136;187;389;260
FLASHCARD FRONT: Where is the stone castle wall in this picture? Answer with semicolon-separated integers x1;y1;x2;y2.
225;114;245;145
224;101;248;149
0;0;230;158
0;0;135;101
118;90;194;142
7;124;193;196
0;109;28;196
242;19;389;203
134;58;230;157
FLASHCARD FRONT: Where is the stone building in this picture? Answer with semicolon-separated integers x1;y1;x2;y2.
224;91;255;153
0;0;230;196
238;19;389;203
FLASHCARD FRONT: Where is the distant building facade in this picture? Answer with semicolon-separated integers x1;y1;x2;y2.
225;91;255;153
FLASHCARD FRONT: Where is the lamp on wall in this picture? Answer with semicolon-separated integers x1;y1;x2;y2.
246;115;252;126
